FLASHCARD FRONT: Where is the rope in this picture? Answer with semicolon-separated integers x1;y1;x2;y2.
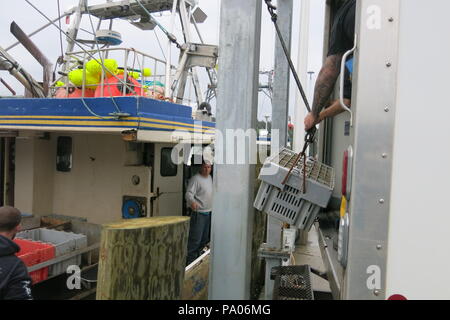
264;0;311;113
80;98;109;119
135;0;181;49
131;48;137;73
153;29;167;61
264;0;318;189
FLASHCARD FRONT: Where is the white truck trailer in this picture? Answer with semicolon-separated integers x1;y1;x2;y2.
312;0;450;300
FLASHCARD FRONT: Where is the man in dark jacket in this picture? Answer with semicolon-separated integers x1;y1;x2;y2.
304;0;356;130
0;206;33;300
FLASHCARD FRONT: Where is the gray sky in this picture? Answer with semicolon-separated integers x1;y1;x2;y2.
0;0;325;120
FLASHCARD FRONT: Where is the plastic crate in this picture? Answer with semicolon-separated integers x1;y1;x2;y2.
14;239;55;284
254;148;335;231
17;228;87;277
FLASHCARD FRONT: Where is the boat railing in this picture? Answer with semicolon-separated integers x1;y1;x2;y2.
51;47;177;102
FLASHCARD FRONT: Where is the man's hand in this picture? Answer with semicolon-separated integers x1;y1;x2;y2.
304;112;320;131
305;99;350;130
191;202;200;211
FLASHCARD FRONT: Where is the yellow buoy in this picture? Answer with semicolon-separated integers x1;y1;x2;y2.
85;72;100;89
130;71;140;79
68;69;84;87
116;68;152;78
143;68;152;77
68;69;100;88
86;58;118;77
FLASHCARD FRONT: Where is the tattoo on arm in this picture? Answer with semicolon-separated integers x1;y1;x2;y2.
312;54;343;117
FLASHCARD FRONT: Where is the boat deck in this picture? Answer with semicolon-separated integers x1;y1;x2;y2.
0;97;215;142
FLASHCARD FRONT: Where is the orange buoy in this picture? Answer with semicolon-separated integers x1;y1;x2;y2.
94;74;144;98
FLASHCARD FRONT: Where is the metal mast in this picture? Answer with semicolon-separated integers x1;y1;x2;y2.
209;0;262;300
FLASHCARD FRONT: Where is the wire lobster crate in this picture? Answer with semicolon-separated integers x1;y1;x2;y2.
271;265;314;300
254;148;335;230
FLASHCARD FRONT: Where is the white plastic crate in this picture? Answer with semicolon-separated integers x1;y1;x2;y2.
254;148;335;231
17;228;87;277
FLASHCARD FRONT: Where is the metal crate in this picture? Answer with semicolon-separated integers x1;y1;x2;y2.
254;148;334;230
271;265;314;300
17;228;87;277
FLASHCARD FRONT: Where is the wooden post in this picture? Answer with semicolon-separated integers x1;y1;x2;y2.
96;217;190;300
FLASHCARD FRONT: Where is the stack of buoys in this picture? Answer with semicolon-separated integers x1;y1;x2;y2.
54;58;154;99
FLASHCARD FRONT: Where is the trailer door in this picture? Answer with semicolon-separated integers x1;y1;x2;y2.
152;143;183;216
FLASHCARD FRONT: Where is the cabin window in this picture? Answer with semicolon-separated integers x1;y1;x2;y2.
56;136;72;172
160;147;177;177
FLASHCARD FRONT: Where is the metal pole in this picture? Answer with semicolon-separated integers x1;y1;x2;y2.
165;0;178;98
5;14;69;52
272;0;293;148
264;0;293;300
177;0;203;105
0;78;16;96
209;0;262;300
192;15;217;99
10;22;53;96
62;0;86;74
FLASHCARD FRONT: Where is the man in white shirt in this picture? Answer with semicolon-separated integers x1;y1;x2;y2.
185;161;213;265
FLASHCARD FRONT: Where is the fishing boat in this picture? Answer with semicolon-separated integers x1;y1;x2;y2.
0;0;217;299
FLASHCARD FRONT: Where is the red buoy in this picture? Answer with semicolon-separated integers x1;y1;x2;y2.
94;74;144;98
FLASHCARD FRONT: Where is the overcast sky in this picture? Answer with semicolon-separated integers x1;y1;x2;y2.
0;0;325;121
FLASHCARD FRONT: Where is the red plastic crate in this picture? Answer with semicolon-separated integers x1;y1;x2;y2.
14;239;56;284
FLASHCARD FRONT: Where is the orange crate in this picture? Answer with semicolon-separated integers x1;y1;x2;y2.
14;239;56;284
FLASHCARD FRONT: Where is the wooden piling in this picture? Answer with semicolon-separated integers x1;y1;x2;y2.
96;217;190;300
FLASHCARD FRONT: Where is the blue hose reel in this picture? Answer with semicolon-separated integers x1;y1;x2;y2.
122;197;146;219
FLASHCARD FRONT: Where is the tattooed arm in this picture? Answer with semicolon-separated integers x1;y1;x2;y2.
312;54;343;116
304;54;343;131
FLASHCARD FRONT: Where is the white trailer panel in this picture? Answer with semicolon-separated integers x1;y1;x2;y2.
386;0;450;300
